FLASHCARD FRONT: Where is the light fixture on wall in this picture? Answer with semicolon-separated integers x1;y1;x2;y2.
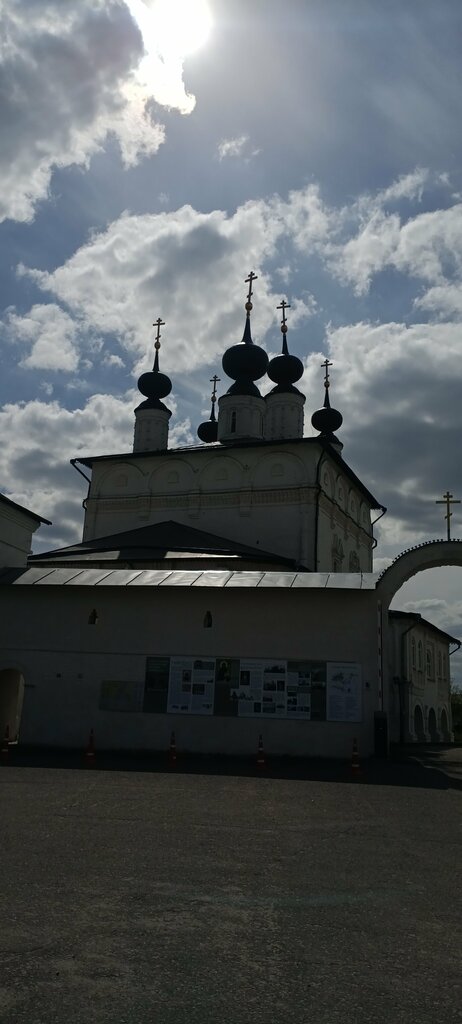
88;609;99;626
203;611;212;628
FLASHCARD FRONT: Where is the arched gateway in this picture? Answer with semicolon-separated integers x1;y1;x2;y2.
377;538;462;607
377;540;462;746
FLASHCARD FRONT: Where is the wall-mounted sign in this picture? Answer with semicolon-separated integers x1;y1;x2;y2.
326;663;362;722
138;656;361;722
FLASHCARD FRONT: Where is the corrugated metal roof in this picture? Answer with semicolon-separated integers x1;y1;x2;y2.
3;567;380;589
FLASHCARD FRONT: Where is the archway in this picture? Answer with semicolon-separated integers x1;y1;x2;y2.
440;707;450;741
414;705;425;742
428;707;438;742
377;541;462;746
0;669;25;742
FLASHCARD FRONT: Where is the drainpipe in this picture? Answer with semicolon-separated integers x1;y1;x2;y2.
371;505;387;550
70;458;91;510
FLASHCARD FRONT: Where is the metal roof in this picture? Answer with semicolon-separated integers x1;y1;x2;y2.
0;566;380;589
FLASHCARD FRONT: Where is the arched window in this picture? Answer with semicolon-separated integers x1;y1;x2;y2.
349;550;360;572
426;647;434;679
411;636;416;669
437;650;442;677
332;535;344;572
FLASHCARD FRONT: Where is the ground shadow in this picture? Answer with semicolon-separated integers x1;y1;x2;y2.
2;744;461;791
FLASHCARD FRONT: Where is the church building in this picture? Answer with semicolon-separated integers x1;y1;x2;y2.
0;275;456;756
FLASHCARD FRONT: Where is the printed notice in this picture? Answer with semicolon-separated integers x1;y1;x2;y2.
326;663;362;722
167;657;215;715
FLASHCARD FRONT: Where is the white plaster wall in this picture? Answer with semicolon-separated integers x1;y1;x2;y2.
387;617;453;742
0;582;380;757
82;441;374;571
0;504;42;567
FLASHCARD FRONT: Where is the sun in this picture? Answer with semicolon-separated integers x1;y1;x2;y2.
132;0;213;60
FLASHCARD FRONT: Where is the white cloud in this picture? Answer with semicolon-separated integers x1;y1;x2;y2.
302;317;462;559
18;199;312;375
0;0;199;224
4;304;79;371
217;135;260;161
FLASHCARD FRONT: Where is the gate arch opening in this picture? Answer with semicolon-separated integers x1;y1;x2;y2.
378;543;462;746
0;668;25;742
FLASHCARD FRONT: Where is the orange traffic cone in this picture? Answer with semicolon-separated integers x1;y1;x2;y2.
351;738;360;776
1;725;9;765
256;733;266;771
169;731;177;767
84;729;96;768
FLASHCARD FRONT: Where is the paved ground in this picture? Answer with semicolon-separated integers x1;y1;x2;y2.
1;750;461;1024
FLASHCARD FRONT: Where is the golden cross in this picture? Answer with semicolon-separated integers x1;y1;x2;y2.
321;358;333;388
245;271;258;309
436;490;461;541
152;317;165;350
210;374;220;403
277;299;290;332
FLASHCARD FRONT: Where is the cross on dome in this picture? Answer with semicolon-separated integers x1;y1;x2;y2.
321;358;333;388
152;316;165;351
277;299;290;334
210;374;220;404
245;271;258;312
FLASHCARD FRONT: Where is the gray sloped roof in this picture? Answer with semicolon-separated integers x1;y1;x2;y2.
28;519;295;567
0;566;380;589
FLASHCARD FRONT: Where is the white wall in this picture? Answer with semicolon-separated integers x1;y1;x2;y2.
0;581;380;757
0;501;43;567
82;441;374;571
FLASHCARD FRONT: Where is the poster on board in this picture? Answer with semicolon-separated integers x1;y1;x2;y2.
167;656;215;714
326;663;362;722
99;680;144;712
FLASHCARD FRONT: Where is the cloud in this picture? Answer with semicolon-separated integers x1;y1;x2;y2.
217;135;260;161
17;199;314;376
4;304;80;371
302;318;462;556
0;0;199;224
0;389;192;549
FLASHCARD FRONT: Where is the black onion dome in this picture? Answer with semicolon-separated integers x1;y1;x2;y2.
222;315;268;395
267;334;304;389
197;418;218;443
137;347;172;401
311;388;343;436
197;398;218;443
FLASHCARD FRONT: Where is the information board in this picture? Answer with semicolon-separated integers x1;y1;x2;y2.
99;680;144;712
139;656;361;722
326;663;362;722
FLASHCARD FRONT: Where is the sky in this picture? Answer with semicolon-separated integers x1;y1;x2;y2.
1;0;462;677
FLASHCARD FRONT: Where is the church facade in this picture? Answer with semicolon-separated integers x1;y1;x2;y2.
0;276;456;756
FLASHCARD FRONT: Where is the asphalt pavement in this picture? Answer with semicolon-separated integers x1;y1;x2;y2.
1;750;461;1024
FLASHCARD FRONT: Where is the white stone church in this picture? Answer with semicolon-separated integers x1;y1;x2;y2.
0;277;457;756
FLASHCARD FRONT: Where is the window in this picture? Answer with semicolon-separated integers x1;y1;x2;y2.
349;551;360;572
426;647;434;679
332;535;344;571
411;636;416;669
230;411;236;433
417;641;423;671
437;651;442;677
